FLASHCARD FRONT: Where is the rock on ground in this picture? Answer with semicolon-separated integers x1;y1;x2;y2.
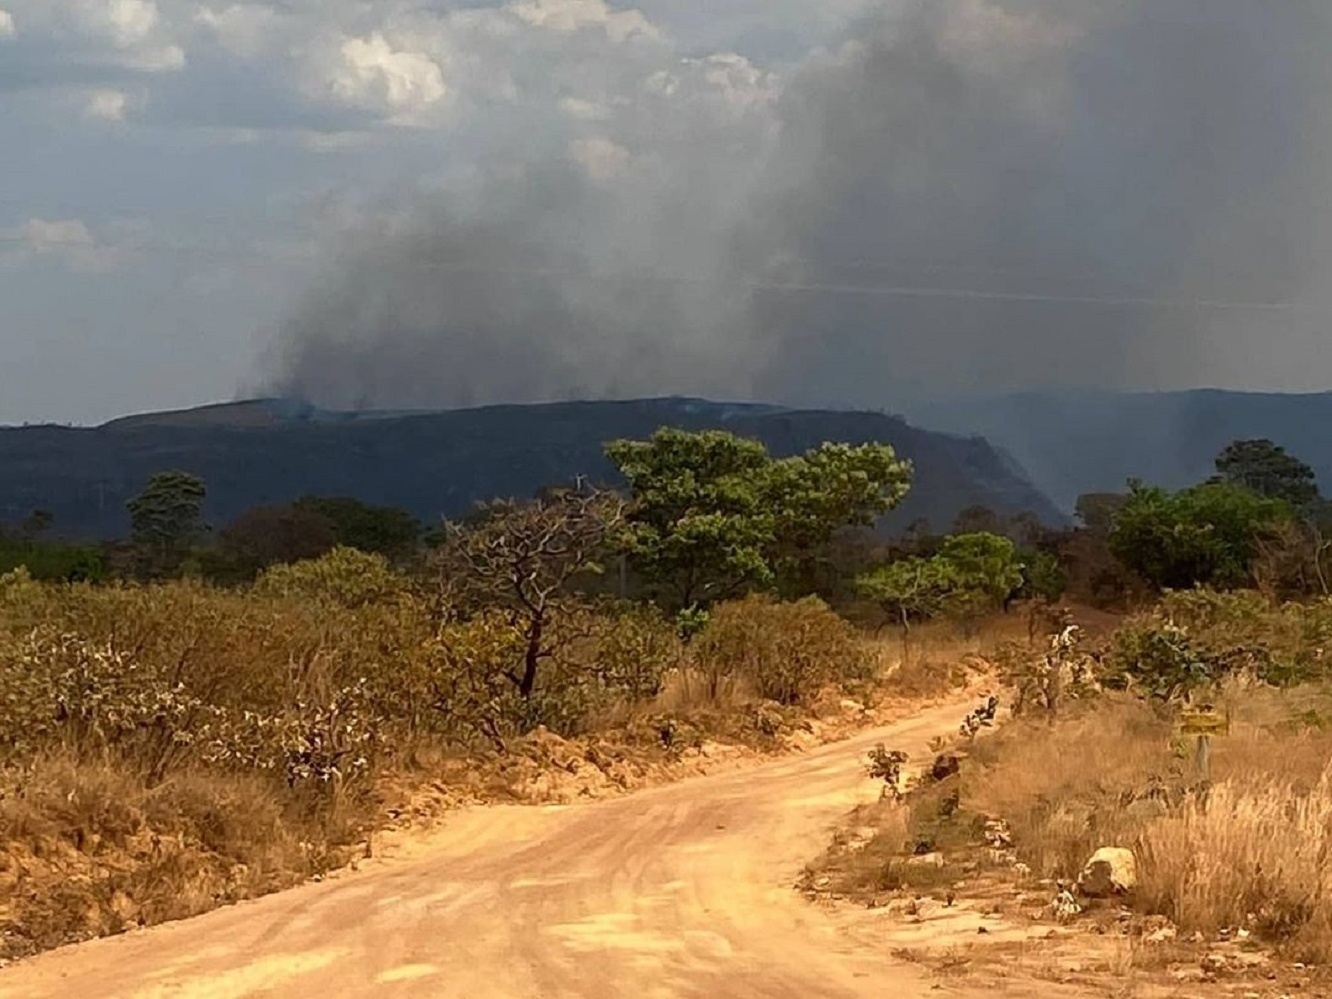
1077;847;1137;898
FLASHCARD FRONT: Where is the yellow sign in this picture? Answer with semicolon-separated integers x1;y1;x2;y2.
1179;708;1230;736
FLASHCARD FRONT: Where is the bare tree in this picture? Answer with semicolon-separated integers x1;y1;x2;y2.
435;483;626;699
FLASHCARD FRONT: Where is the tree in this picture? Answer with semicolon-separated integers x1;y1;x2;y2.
605;429;772;610
1108;481;1291;591
1214;439;1320;510
1014;548;1068;605
126;471;207;576
0;536;104;582
216;503;338;580
766;441;913;594
605;429;911;610
856;532;1024;648
436;485;626;700
857;555;962;653
292;496;421;559
1075;492;1130;535
936;532;1025;614
951;505;1002;536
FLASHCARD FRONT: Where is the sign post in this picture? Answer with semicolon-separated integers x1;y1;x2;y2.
1178;706;1230;781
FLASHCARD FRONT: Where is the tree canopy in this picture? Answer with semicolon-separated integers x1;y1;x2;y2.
1108;480;1291;591
1214;439;1320;510
435;485;627;699
605;429;911;609
856;531;1023;630
126;471;207;576
292;496;421;558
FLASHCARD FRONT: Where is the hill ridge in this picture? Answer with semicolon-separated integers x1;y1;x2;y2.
1;397;1062;538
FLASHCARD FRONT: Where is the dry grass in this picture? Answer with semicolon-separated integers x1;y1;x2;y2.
967;683;1332;959
2;564;961;960
1137;775;1332;950
808;593;1332;964
0;755;354;959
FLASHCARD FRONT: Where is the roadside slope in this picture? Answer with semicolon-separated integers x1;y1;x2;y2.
0;701;973;999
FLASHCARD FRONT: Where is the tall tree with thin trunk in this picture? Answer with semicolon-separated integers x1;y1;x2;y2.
126;471;207;577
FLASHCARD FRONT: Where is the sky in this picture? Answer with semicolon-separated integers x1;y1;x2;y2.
3;0;1331;425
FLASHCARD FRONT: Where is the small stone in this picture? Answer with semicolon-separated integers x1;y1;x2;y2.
1077;847;1137;898
906;852;945;869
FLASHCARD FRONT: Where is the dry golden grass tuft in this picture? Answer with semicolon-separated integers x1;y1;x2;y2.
807;593;1332;967
0;754;355;959
967;683;1332;959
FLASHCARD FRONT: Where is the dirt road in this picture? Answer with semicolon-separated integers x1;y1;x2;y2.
0;702;970;999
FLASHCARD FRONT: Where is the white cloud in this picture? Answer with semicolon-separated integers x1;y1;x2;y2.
0;9;15;38
510;0;661;44
195;3;278;59
41;0;189;70
105;0;159;46
328;32;447;122
19;218;123;271
568;136;631;180
84;88;129;120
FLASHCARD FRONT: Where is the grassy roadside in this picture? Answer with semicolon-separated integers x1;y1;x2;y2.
803;596;1332;990
0;570;1027;964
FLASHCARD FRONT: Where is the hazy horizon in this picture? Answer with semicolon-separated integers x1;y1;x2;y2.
4;1;1331;425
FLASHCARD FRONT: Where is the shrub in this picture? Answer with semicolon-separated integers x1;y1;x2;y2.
692;595;873;705
254;546;407;609
579;605;682;702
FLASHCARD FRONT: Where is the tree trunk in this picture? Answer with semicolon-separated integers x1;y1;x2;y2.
518;614;543;699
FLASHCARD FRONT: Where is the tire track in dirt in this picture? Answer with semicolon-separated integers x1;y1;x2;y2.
0;700;976;999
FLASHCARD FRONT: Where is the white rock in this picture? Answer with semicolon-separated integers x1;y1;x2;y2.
906;852;946;868
1077;847;1138;898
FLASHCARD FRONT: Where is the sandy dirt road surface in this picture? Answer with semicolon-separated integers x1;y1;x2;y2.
0;700;976;999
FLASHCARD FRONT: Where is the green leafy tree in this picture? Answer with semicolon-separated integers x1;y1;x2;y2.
766;442;913;594
857;555;962;637
935;533;1025;611
1109;481;1291;591
292;496;421;559
606;429;911;609
1015;548;1068;605
0;537;104;582
1214;439;1320;510
605;430;781;609
856;532;1023;647
126;471;207;576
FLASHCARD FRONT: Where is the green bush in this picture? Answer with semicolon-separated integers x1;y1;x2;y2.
692;595;872;705
1104;597;1329;697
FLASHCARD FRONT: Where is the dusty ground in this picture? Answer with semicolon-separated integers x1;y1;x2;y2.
0;699;995;999
5;684;1280;999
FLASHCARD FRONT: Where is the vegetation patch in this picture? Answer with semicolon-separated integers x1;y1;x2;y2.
807;596;1332;981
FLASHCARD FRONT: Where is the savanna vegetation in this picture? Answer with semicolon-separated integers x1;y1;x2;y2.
0;429;945;960
801;438;1332;981
7;425;1332;974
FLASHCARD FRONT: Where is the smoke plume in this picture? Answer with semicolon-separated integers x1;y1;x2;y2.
268;0;1332;411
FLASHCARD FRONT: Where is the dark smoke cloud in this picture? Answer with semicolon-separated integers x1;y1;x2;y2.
267;0;1332;411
